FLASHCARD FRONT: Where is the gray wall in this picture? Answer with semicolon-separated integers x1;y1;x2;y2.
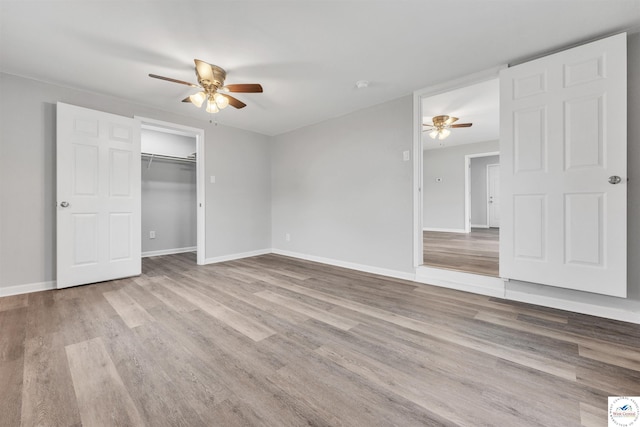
0;72;271;289
271;96;414;273
423;140;500;231
141;158;196;254
470;154;499;227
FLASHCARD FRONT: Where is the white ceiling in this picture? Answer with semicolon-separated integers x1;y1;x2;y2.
422;78;499;150
1;1;639;136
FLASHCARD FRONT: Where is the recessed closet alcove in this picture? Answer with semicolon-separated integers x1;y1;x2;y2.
141;127;197;258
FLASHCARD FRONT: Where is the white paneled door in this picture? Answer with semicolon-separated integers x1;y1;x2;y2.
56;103;141;288
500;33;627;297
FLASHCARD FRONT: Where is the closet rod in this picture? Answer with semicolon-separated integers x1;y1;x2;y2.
141;152;196;164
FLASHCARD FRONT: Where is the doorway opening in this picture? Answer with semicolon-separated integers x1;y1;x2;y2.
136;117;205;265
413;70;504;284
421;149;501;277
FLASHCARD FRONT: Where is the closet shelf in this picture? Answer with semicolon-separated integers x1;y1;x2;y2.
142;152;196;168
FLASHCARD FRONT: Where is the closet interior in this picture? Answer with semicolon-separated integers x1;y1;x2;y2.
141;127;197;259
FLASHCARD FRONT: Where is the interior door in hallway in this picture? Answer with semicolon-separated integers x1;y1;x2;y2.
56;103;141;288
487;164;500;228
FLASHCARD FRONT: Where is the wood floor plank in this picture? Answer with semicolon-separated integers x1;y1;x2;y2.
167;280;276;341
0;306;27;363
0;358;24;426
145;308;322;426
127;316;232;420
142;277;199;313
579;342;640;371
580;402;607;427
0;307;27;427
0;293;28;312
255;289;359;331
163;272;311;326
21;332;82;427
315;343;517;426
103;288;155;329
102;319;212;426
65;337;145;427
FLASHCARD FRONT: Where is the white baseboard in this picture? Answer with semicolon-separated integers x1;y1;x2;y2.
415;266;506;298
423;227;468;233
505;281;640;325
272;249;415;281
204;248;271;265
470;224;489;228
142;246;197;258
0;280;56;297
415;266;640;324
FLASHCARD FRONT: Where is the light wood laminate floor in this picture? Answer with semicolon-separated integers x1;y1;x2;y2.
424;228;499;276
2;253;639;426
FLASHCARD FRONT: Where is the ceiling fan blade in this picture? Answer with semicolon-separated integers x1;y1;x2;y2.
222;94;247;109
444;116;459;125
223;84;263;93
194;59;214;82
450;123;472;128
422;123;434;127
149;74;199;88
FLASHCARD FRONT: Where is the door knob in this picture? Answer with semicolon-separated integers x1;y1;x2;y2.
60;201;70;208
608;176;622;185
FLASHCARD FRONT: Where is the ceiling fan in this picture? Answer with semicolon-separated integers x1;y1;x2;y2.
149;59;263;114
423;115;472;140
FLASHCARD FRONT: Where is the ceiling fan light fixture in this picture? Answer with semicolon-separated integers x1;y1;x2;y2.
429;130;439;139
150;60;262;114
189;91;206;108
439;128;451;139
214;93;229;109
206;99;219;113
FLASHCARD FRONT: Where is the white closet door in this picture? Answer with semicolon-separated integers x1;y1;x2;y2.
499;33;627;297
56;103;141;288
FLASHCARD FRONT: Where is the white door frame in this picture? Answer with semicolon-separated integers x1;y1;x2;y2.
135;116;206;265
465;152;499;233
413;66;505;267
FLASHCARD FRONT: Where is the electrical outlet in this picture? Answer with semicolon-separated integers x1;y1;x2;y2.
403;150;410;161
285;233;291;242
149;230;156;239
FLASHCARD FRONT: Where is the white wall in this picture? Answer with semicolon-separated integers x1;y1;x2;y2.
470;154;499;227
423;140;500;231
271;96;414;275
0;73;271;291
